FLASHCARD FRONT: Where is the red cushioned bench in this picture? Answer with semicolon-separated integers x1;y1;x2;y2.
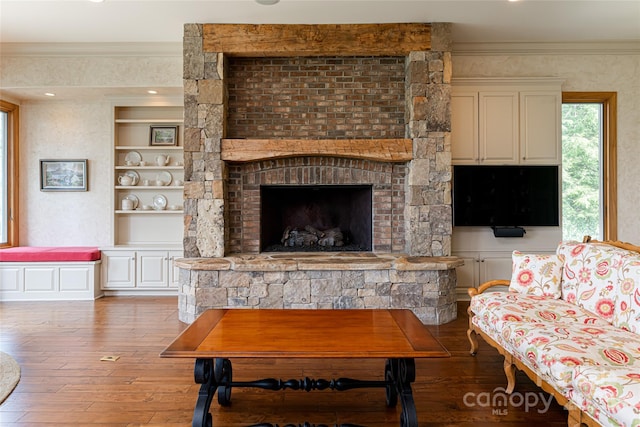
0;247;102;301
0;246;101;262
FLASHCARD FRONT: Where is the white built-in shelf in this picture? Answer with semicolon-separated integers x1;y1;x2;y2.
116;146;183;151
115;210;183;214
115;119;184;124
115;166;184;170
115;186;183;190
113;105;184;249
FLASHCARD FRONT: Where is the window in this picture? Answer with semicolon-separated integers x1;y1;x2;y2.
561;93;617;241
0;100;19;248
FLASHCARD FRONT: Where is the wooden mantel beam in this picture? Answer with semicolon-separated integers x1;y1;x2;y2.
221;139;413;163
203;23;431;56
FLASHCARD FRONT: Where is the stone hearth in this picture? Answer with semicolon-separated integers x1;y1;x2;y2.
177;253;462;324
179;23;457;324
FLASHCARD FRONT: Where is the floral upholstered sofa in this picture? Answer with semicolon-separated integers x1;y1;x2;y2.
467;238;640;427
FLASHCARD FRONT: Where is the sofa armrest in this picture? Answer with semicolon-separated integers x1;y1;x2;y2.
468;279;510;297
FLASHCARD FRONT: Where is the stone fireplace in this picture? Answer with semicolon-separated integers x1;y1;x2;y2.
177;23;461;324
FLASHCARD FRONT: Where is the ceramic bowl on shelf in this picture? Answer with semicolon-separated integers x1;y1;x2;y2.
156;171;172;186
124;151;141;166
152;194;167;210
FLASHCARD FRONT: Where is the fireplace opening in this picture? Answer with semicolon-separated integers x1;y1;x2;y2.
260;185;373;252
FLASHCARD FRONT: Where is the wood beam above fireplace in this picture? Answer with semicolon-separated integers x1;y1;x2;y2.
203;23;431;56
221;139;413;163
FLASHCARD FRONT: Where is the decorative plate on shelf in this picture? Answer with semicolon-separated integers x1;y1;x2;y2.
156;171;172;186
125;194;139;209
153;194;167;210
124;151;142;165
125;170;140;186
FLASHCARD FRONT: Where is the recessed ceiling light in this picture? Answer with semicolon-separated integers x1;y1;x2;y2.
255;0;279;5
89;0;105;3
44;93;56;97
147;90;158;94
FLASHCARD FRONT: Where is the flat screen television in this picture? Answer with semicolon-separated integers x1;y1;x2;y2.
453;165;560;227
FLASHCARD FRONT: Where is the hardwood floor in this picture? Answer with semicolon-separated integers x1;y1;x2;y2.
0;298;569;426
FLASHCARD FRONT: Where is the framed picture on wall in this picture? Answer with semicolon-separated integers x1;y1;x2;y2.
40;159;88;191
149;125;178;146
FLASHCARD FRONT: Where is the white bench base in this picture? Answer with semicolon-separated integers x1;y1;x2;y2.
0;261;102;301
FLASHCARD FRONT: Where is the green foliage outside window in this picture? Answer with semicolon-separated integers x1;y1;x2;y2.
562;104;601;241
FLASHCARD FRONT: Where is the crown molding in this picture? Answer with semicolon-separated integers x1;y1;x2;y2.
0;42;182;57
453;41;640;56
3;40;639;57
451;77;565;89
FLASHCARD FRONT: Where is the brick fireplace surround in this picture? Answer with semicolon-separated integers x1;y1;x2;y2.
177;23;462;324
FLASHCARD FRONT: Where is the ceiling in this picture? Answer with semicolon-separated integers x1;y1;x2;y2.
1;0;639;46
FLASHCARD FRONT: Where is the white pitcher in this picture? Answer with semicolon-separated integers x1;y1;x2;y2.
155;155;171;166
118;175;133;186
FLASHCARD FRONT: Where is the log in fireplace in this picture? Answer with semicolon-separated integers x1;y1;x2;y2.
261;185;373;252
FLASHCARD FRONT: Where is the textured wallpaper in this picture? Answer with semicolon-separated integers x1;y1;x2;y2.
21;102;113;246
8;50;640;246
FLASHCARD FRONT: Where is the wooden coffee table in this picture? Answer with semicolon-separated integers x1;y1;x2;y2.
161;309;449;427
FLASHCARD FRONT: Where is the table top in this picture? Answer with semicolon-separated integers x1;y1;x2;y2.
161;309;449;359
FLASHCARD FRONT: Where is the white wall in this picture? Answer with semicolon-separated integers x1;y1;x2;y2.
2;46;639;247
453;51;640;244
20;101;113;246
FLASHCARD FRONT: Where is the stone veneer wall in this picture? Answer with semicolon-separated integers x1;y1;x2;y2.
182;23;452;258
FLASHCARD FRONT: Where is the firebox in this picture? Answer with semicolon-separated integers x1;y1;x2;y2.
260;185;373;252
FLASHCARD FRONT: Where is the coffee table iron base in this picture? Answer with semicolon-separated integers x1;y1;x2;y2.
191;357;418;427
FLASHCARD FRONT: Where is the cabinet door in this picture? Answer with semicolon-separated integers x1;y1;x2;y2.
168;250;182;288
520;91;561;164
137;251;169;288
455;256;479;301
479;92;519;164
451;92;479;164
102;251;136;289
479;257;513;292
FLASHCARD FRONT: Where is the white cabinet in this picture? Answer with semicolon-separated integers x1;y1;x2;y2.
137;250;181;288
454;252;513;300
479;92;519;164
451;78;562;165
451;92;478;163
0;261;102;301
102;250;136;289
113;105;184;246
519;91;562;164
102;249;181;292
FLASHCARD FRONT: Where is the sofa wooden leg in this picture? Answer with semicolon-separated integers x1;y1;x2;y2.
503;357;516;394
467;328;479;356
467;307;479;355
567;406;583;427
